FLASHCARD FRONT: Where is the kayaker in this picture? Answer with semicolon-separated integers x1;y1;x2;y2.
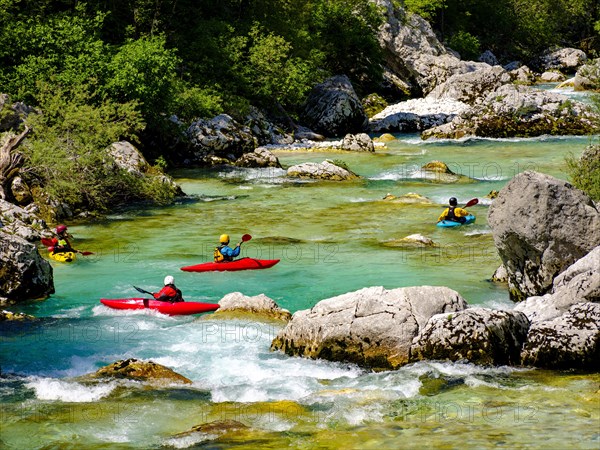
214;234;243;262
50;224;75;253
437;197;469;224
152;275;184;303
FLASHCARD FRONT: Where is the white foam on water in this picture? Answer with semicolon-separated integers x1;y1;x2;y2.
162;434;217;449
464;229;492;236
25;377;117;402
51;306;87;318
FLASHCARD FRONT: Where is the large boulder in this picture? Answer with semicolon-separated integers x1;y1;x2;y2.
0;230;54;303
340;133;375;152
300;75;368;137
574;58;600;92
520;303;600;370
422;84;599;139
271;286;467;370
212;292;291;322
410;308;530;366
108;141;183;195
187;114;258;162
535;47;587;73
515;245;600;323
0;199;48;242
244;106;294;146
234;147;282;168
375;0;488;95
427;65;511;105
286;160;359;181
488;171;600;301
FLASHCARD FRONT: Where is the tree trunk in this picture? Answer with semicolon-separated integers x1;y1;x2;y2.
0;126;29;201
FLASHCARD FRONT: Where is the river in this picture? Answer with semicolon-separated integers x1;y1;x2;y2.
1;86;599;449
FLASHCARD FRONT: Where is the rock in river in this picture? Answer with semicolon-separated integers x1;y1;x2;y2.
271;286;467;371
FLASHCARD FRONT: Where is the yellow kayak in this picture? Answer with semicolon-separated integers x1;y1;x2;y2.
49;251;77;263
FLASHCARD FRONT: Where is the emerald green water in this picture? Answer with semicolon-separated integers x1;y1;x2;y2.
1;124;599;447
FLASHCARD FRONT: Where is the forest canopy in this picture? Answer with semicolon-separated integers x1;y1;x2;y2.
0;0;598;155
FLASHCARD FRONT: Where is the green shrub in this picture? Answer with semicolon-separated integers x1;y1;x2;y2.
22;82;176;216
448;31;480;61
565;145;600;201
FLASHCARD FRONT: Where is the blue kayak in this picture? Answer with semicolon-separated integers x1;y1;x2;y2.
437;214;476;228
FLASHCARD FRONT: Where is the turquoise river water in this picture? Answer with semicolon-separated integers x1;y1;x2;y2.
1;86;599;449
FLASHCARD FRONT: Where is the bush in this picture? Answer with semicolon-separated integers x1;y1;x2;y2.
448;31;480;61
565;145;600;201
22;82;177;216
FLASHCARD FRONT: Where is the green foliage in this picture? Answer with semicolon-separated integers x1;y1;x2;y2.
311;0;384;94
448;31;480;61
171;83;224;123
403;0;445;21
565;145;600;201
362;93;388;118
22;82;175;214
0;5;109;103
229;25;323;109
104;35;180;120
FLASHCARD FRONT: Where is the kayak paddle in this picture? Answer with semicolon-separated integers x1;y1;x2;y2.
464;198;479;208
133;285;154;296
242;234;252;242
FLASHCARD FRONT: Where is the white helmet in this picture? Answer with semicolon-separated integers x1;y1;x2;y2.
164;275;174;285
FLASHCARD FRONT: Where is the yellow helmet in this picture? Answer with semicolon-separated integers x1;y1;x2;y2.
219;234;230;243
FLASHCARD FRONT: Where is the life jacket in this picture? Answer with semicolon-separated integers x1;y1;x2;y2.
53;237;72;253
214;244;233;262
446;206;458;221
155;284;184;302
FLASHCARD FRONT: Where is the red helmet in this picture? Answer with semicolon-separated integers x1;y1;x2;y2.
56;224;67;233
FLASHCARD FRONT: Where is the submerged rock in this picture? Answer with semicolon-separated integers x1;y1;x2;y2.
89;358;192;385
488;171;600;301
271;286;467;371
419;161;475;183
383;234;436;248
173;419;248;438
212;292;291;322
520;303;600;370
381;192;433;204
410;308;530;366
0;310;35;321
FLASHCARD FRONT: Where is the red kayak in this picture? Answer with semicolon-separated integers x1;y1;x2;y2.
100;298;220;315
180;257;280;272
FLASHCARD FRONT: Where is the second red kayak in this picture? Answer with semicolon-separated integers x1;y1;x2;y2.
180;257;280;272
100;298;220;315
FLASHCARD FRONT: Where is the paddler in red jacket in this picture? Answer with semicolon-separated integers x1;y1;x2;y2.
153;276;184;303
